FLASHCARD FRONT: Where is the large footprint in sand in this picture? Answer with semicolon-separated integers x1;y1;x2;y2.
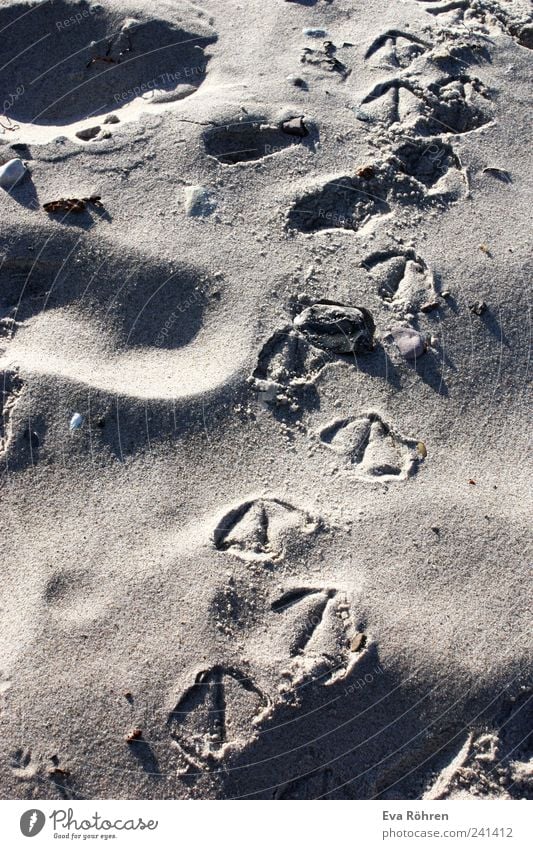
286;138;465;234
0;0;216;125
0;224;241;399
203;115;313;165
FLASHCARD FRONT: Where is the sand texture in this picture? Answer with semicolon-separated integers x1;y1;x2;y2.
0;0;531;800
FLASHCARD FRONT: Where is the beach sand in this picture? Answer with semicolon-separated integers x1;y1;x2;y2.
0;0;531;800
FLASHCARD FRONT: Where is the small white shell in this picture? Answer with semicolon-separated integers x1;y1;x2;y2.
69;413;84;431
0;158;27;189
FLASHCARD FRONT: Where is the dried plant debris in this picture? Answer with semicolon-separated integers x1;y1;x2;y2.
43;196;103;214
86;31;133;69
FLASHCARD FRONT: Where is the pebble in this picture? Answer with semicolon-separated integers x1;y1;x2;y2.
76;125;101;141
281;116;308;137
69;413;84;431
104;114;120;124
350;633;367;653
469;300;487;316
353;106;373;123
388;326;427;359
517;23;533;49
287;75;307;88
303;28;328;38
184;185;216;217
125;728;143;743
0;158;27;189
293;302;375;354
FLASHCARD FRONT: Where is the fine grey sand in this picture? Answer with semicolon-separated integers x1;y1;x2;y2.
0;0;531;801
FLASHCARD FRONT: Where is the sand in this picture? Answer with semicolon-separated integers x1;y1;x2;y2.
0;0;531;800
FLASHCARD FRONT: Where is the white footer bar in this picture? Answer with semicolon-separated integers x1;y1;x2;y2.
1;799;530;848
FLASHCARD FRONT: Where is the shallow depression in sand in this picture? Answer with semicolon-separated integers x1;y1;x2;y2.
0;0;216;125
0;228;243;399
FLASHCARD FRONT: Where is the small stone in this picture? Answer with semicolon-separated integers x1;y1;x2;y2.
288;75;306;88
303;28;328;38
469;301;487;316
125;728;142;743
388;326;427;360
76;125;101;141
353;106;373;123
293;302;375;354
287;74;307;88
184;185;216;217
281;116;308;137
420;300;440;313
69;413;84;431
350;633;367;653
515;24;533;49
356;165;375;180
0;158;27;188
104;114;120;124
